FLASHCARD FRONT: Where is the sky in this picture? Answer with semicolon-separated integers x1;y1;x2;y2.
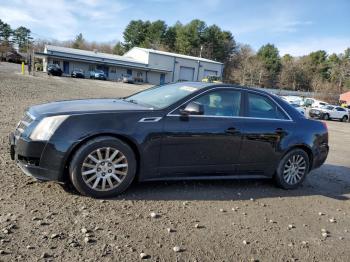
0;0;349;56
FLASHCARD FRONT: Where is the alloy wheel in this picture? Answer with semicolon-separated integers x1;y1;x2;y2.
283;154;307;185
81;147;128;191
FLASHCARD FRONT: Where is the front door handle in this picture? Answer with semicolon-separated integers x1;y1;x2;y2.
275;128;286;135
226;127;240;135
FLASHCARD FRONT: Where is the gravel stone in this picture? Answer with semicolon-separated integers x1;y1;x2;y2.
329;218;336;223
41;252;51;259
140;252;149;259
150;212;158;218
173;246;181;252
50;233;59;239
84;237;93;243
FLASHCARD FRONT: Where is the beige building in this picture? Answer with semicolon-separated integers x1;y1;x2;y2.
38;45;223;85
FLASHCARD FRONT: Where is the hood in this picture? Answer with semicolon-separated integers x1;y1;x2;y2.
28;98;151;117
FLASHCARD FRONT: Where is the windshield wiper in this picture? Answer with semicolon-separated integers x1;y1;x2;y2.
125;99;139;105
124;98;158;110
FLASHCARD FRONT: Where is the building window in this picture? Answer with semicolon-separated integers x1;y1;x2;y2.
53;60;60;65
110;67;116;73
88;65;95;71
137;71;142;77
127;69;132;76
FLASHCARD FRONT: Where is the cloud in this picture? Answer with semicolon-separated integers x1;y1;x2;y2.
230;18;313;35
0;7;39;24
278;37;350;56
0;0;129;41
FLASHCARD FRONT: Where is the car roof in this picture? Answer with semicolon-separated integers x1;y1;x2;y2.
183;82;272;94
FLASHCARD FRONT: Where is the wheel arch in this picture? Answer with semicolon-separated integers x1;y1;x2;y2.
61;133;141;183
281;144;314;171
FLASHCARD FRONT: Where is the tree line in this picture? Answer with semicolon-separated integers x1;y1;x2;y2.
0;19;33;59
1;18;349;95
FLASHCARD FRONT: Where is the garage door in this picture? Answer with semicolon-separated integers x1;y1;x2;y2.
204;70;217;77
179;66;195;81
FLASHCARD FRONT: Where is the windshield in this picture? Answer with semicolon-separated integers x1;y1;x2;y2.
322;105;334;110
124;83;204;109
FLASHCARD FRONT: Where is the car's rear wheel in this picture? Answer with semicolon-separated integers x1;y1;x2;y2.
69;136;136;198
274;149;310;189
341;115;348;122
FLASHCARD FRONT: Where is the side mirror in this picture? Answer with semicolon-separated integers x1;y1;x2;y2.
180;102;204;116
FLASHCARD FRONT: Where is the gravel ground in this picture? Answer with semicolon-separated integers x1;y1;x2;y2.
0;62;349;261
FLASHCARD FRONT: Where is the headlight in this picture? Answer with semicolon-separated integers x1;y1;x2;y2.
30;115;69;141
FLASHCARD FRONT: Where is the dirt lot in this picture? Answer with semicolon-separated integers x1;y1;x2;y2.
0;62;349;261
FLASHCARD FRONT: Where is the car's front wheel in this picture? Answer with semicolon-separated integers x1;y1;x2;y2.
274;149;310;189
69;136;136;198
323;113;330;120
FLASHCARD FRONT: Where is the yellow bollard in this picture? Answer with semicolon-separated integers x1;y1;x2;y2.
21;62;25;75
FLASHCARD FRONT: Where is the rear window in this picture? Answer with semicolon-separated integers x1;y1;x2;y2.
246;93;288;120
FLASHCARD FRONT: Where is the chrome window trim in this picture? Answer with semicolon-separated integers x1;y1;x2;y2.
167;86;293;121
167;114;292;122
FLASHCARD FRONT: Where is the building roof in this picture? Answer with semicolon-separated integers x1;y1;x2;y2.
39;45;171;72
45;45;145;64
127;47;224;65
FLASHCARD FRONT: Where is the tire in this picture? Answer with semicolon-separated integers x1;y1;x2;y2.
274;149;310;189
323;113;330;120
69;136;136;198
341;115;348;122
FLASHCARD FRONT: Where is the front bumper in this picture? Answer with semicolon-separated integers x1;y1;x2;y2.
9;132;62;182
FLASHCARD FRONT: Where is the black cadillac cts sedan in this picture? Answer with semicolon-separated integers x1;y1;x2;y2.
9;82;329;198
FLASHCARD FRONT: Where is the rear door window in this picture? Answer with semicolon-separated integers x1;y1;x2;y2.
246;92;288;120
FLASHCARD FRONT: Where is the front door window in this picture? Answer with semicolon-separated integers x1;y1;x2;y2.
190;90;242;117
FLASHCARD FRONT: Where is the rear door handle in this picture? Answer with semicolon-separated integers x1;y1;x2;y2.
226;127;240;135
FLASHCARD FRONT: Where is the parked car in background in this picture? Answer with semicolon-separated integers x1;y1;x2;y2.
71;69;85;78
202;75;222;83
304;98;328;108
122;74;134;84
90;70;107;80
309;105;349;122
9;82;329;198
290;103;305;115
47;64;63;76
281;96;303;106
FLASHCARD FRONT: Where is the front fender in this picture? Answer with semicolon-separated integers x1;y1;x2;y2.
41;112;164;181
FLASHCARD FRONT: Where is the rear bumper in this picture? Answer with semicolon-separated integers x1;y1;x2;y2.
9;132;62;182
312;144;329;169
